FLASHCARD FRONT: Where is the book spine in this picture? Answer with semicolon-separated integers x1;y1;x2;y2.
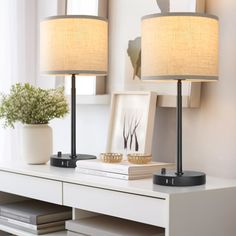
0;219;35;234
0;216;37;230
77;168;130;180
0;211;33;224
76;163;128;174
77;161;175;175
0;219;65;235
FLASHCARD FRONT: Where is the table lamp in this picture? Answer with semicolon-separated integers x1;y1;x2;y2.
40;15;108;168
141;13;219;186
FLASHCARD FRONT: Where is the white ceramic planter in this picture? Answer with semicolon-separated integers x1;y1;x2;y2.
21;124;52;164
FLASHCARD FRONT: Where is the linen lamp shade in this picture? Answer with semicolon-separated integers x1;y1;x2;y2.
40;15;108;76
141;13;219;81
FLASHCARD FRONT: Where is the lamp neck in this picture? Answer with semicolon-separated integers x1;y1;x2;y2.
71;74;77;158
176;79;183;176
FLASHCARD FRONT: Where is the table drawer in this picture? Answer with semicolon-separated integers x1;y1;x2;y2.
63;183;168;228
0;171;62;204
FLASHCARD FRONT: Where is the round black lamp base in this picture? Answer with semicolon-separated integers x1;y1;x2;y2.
50;153;96;168
153;170;206;186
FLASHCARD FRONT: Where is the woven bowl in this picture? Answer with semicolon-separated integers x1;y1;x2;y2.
127;153;152;164
100;153;123;163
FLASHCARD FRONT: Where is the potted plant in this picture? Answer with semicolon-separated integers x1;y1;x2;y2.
0;83;69;164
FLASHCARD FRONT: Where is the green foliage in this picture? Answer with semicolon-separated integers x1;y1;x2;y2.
0;83;69;128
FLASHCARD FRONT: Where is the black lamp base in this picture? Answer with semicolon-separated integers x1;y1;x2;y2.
153;170;206;186
50;153;96;168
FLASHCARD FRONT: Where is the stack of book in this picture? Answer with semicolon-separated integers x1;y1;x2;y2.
76;159;175;180
0;200;72;235
66;215;165;236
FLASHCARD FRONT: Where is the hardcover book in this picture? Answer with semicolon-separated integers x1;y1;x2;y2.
76;167;152;180
0;218;65;235
76;159;175;175
0;216;65;230
0;200;72;225
66;215;165;236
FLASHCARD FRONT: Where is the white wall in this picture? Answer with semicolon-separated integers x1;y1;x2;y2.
155;0;236;179
51;105;109;157
180;0;236;178
106;0;236;179
36;0;58;89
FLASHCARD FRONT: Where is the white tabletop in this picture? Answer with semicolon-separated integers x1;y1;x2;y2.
1;161;236;199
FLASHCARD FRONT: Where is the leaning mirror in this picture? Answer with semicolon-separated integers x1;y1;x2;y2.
108;0;205;107
65;0;108;96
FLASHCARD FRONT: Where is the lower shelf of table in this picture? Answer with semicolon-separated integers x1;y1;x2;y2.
0;225;67;236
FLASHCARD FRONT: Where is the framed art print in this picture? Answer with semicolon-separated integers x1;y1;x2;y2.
106;91;157;156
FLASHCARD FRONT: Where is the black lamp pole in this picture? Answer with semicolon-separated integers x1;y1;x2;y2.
71;74;77;158
50;74;96;168
153;79;206;186
177;79;183;176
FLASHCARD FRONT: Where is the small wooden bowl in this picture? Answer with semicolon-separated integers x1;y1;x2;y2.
127;153;152;164
100;153;123;163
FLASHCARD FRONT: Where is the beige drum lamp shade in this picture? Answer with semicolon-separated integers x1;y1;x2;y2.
141;13;219;81
40;15;108;76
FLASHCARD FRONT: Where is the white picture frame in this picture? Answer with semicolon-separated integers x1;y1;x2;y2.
106;91;157;156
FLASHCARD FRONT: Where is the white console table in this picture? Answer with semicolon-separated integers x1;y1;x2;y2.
0;161;236;236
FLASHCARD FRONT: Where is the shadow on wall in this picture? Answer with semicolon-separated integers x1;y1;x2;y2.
152;108;176;164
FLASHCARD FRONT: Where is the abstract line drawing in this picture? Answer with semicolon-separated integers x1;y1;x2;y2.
123;114;142;152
